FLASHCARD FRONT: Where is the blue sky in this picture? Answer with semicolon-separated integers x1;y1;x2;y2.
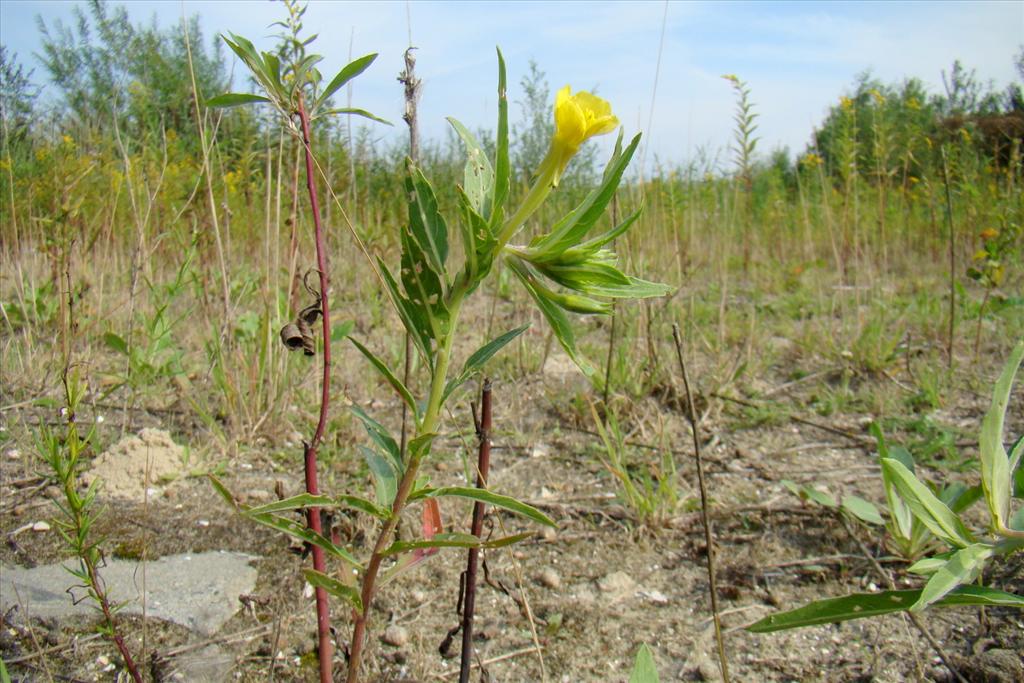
2;1;1021;172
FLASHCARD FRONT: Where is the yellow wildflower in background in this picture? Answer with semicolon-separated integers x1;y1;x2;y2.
979;228;999;241
840;96;854;112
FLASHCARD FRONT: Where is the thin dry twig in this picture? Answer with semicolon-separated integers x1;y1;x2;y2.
672;323;730;682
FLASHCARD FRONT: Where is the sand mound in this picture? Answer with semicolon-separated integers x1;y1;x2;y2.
83;428;185;502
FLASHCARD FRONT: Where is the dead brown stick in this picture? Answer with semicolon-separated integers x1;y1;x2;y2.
672;323;730;682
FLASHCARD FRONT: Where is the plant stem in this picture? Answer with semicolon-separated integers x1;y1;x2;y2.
940;146;956;371
346;287;467;683
459;379;492;682
296;93;333;683
672;324;730;683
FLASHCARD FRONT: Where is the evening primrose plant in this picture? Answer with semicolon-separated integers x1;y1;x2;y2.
749;340;1024;634
208;38;669;682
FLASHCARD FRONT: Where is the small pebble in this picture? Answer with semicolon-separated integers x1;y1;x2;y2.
382;624;408;647
5;449;20;460
411;590;427;604
32;521;51;532
197;519;210;528
540;526;557;542
538;568;561;590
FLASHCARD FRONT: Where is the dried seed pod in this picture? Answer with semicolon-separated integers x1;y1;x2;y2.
280;322;305;352
299;303;322;325
296;317;316;356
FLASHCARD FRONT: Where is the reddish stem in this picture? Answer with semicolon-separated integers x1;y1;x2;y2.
459;379;492;682
296;93;334;683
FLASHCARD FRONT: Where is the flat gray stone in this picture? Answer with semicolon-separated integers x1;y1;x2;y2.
0;551;258;635
161;644;235;682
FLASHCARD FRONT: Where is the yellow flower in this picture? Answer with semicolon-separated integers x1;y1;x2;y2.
840;96;854;112
499;86;618;245
979;228;999;241
548;86;618;185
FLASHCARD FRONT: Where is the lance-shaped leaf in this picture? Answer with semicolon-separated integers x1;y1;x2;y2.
377;257;433;365
872;424;915;542
382;531;534;556
629;643;660;683
980;340;1023;529
508;257;602;387
410;486;556;527
746;585;1024;633
842;495;884;526
303;569;362;612
443;324;530;403
352;405;402;471
455;186;497;291
880;458;975;548
405;163;449;277
400;226;449;342
508;257;611;315
913;543;994;611
359;445;398;509
448;117;494;216
206;93;272;108
349;337;419;421
247;492;389;520
248;511;362;568
491;48;510;227
527;133;641;259
318;53;378;108
315;107;391;124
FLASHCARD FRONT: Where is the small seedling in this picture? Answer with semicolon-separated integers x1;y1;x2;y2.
750;340;1024;632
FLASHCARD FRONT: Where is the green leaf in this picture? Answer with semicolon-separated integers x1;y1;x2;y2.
400;226;449;342
448;117;494;216
349;338;418;420
455;186;497;291
874;425;915;541
529;134;641;258
1009;434;1024;476
359;445;398;508
377;257;433;364
842;495;884;525
407;432;437;463
907;551;954;576
103;332;128;355
205;93;272;108
880;458;974;548
410;486;556;527
782;479;836;508
981;340;1023;527
941;482;983;514
318;53;378;107
316;107;391;125
330;320;354;342
247;493;336;516
443;324;530;403
491;48;510;226
303;569;362;612
248;511;361;568
405;164;449;277
382;531;533;556
351;405;401;470
1010;505;1024;531
913;543;994;611
245;492;389;520
208;475;238;510
508;257;601;387
745;585;1024;633
629;643;659;683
